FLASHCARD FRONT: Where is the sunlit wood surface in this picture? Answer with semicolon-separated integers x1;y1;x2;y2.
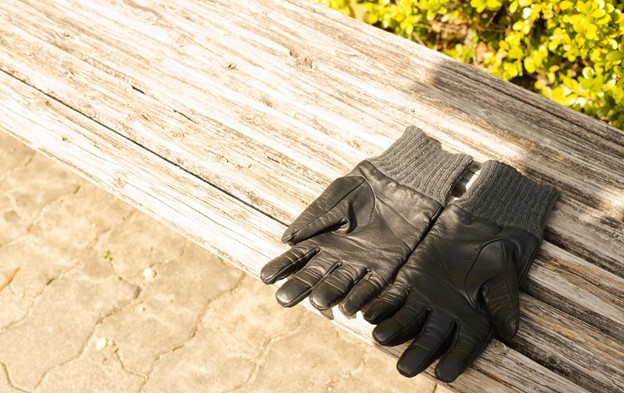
1;0;622;391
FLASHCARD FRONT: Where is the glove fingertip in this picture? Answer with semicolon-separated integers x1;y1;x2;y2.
362;303;383;324
396;361;420;378
495;315;519;341
338;302;357;317
275;289;300;308
372;319;405;346
280;229;295;244
309;290;337;311
275;278;313;308
260;272;274;285
260;264;281;284
341;280;379;316
435;366;461;383
396;348;430;378
363;301;394;325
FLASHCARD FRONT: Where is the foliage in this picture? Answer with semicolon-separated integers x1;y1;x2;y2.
314;0;354;15
315;0;624;130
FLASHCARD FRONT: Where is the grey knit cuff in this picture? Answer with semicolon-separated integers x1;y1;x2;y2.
367;126;472;204
454;161;559;238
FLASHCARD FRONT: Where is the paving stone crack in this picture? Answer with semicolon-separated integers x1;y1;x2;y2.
111;349;148;382
31;282;141;390
136;271;247;393
0;152;35;184
0;184;81;251
23;185;83;235
59;283;144;378
224;311;307;393
0;260;86;335
325;347;370;392
0;362;30;393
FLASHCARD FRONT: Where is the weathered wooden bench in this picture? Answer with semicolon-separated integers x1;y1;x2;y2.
1;0;622;391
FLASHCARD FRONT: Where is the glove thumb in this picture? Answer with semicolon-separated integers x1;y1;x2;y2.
480;241;520;340
282;176;366;244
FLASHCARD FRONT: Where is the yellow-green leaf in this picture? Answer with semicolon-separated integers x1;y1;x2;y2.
509;0;519;13
524;57;536;73
606;51;624;61
582;67;595;79
470;0;487;12
486;0;502;10
508;45;524;59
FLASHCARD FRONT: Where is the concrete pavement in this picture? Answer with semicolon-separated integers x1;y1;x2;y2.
0;132;447;393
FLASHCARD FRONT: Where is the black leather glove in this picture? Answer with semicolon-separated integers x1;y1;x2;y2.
261;127;472;315
364;161;559;382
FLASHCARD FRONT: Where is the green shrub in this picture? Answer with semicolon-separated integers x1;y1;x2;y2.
314;0;354;15
315;0;624;130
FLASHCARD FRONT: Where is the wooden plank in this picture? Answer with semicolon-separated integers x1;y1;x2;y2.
0;0;621;338
516;295;623;392
528;243;624;341
0;0;622;390
546;198;624;276
0;77;284;268
0;0;621;277
0;70;590;393
2;2;623;213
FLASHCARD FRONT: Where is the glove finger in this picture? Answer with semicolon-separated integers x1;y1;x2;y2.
482;262;520;340
363;284;408;325
340;274;384;316
282;177;366;244
396;314;456;378
435;323;492;382
260;244;318;284
309;265;367;311
275;255;339;307
372;294;428;346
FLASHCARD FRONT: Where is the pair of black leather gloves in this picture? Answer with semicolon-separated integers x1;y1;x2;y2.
261;127;559;383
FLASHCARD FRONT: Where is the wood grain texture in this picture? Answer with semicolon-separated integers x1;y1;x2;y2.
0;0;622;391
0;71;589;393
0;0;621;323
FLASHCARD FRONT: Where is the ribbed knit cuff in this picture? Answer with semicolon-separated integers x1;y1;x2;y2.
368;126;473;204
454;161;559;238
